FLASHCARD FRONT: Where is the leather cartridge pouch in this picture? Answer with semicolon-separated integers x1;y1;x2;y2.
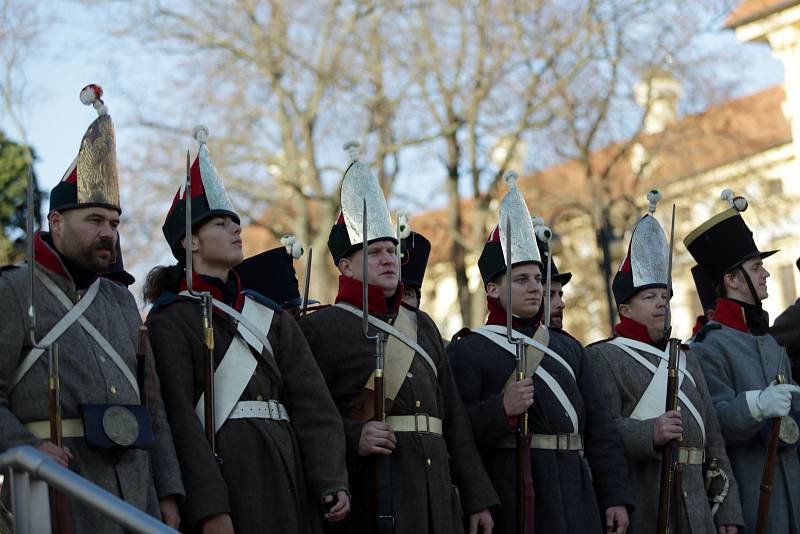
81;404;154;449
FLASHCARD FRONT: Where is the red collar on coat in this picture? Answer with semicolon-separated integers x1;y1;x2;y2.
484;297;542;330
179;270;245;311
712;298;749;333
34;232;76;282
335;274;402;315
614;315;659;345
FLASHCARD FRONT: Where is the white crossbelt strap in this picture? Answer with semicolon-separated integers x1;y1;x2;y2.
334;302;438;377
610;337;696;388
193;296;273;434
473;327;579;433
11;276;101;391
15;274;140;399
178;291;275;358
475;324;576;380
608;337;706;444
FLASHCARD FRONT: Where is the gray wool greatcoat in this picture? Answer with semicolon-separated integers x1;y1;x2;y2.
585;339;743;533
692;321;800;533
0;261;184;532
299;299;499;534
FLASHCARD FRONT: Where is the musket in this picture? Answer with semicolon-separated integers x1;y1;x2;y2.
26;157;73;532
361;200;394;534
657;204;682;534
184;150;217;457
505;216;535;534
536;224;554;328
136;326;148;407
755;371;787;534
299;246;313;318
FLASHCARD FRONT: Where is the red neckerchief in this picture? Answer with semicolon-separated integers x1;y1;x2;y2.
485;297;542;330
334;275;402;316
712;298;749;333
614;315;657;345
178;270;245;312
34;232;73;281
691;316;707;338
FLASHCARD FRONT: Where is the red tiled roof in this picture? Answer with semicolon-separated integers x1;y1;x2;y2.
413;85;791;265
725;0;800;29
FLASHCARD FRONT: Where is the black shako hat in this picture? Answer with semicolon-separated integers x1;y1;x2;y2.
533;217;572;286
327;142;397;265
691;264;717;312
478;172;542;286
612;190;670;306
102;234;135;287
235;237;318;307
397;212;431;289
162;126;240;260
50;84;121;214
684;189;777;283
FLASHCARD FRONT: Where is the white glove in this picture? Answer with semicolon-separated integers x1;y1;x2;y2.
755;381;800;420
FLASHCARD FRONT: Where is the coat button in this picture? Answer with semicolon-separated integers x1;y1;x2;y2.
415;401;421;408
407;372;413;378
256;395;263;401
110;386;118;395
426;458;431;466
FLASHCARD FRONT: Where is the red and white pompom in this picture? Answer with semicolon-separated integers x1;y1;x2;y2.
79;84;107;116
192;125;209;145
281;235;304;259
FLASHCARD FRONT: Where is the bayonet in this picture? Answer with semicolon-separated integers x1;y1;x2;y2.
185;149;217;457
300;246;313;318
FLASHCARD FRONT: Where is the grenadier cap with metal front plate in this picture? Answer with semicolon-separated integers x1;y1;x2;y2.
533;216;572;286
612;190;669;306
397;211;431;290
478;172;542;285
235;236;318;307
684;189;778;283
49;84;121;214
327;141;397;264
162;125;240;259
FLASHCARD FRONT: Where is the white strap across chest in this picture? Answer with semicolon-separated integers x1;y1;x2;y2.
13;274;140;399
474;324;575;380
609;337;696;387
334;302;438;378
473;326;579;433
193;295;275;434
178;291;274;357
608;337;706;444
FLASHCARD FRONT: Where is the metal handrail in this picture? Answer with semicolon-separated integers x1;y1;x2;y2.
0;445;177;534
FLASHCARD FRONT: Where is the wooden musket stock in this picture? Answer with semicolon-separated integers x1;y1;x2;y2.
657;339;682;534
48;345;74;533
755;373;787;534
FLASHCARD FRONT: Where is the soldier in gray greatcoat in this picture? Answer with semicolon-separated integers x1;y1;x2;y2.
0;85;183;531
687;190;800;533
586;191;742;534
